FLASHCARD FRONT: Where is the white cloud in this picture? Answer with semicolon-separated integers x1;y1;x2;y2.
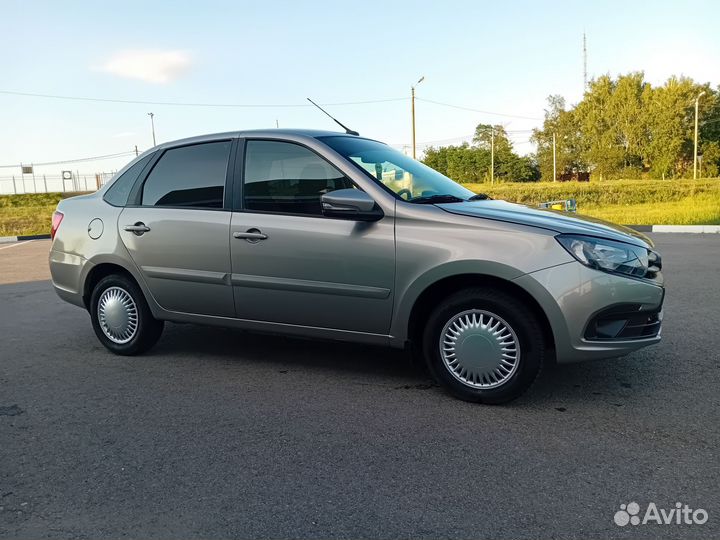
98;50;193;84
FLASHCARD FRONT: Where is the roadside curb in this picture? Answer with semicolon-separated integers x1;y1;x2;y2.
651;225;720;233
625;225;720;233
0;234;51;244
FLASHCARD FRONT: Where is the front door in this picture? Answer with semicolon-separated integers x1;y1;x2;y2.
119;140;234;317
230;139;395;334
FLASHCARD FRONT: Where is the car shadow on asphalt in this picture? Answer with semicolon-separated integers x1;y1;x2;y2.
0;280;660;408
155;321;423;380
151;322;659;408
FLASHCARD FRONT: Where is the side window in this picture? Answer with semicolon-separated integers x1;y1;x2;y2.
244;140;354;215
142;141;231;208
104;153;153;206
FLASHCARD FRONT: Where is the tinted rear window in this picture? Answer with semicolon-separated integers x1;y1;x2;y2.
142;141;231;208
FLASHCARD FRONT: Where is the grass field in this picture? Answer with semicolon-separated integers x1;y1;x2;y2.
1;179;719;236
0;193;79;237
466;179;720;225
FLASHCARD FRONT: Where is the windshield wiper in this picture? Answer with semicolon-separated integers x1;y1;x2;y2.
468;193;492;201
408;194;466;204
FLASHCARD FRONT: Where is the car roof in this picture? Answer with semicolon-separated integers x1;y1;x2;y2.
154;129;362;150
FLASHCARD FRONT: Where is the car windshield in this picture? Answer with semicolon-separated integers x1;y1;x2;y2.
320;136;474;203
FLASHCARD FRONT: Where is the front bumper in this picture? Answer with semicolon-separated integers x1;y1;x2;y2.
514;261;664;363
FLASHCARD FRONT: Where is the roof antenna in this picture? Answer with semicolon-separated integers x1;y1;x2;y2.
306;98;359;136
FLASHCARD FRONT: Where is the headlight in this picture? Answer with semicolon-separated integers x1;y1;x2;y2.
556;234;661;279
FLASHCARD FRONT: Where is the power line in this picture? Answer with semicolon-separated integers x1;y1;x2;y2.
0;89;548;121
400;134;474;147
416;98;543;121
0;150;138;168
0;89;407;108
5;129;541;168
392;132;535;148
471;126;535;134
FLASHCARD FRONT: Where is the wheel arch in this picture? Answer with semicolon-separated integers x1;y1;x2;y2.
82;262;140;309
404;273;556;360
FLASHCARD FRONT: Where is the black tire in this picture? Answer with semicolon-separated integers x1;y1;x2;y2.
89;273;164;355
422;287;545;404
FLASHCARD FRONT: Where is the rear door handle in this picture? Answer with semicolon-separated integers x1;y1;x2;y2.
233;228;267;242
124;223;151;235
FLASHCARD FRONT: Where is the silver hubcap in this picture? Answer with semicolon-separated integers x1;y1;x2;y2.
97;286;138;344
440;309;520;389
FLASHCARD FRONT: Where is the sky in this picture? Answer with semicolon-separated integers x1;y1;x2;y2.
1;0;719;182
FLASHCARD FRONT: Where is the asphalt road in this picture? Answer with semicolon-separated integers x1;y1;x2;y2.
1;235;719;539
0;240;50;284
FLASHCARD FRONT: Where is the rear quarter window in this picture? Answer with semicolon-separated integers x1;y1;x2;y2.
104;154;153;207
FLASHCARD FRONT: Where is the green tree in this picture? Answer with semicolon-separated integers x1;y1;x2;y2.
499;155;540;182
573;75;625;178
423;144;491;183
473;124;513;156
608;72;648;173
643;77;709;179
474;124;538;181
702;88;720;137
531;74;719;180
423;133;538;183
700;141;720;177
422;145;452;176
698;85;720;176
570;73;650;178
531;95;585;180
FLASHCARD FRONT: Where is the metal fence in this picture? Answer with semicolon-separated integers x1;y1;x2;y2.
0;172;116;195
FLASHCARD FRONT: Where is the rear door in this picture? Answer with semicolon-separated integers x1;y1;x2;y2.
119;139;235;317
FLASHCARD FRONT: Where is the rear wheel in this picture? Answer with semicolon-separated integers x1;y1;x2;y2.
422;287;545;404
90;273;164;355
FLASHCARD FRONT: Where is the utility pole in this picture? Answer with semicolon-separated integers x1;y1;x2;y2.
147;112;156;147
490;127;495;184
694;91;706;179
134;145;139;157
411;76;425;159
552;132;557;182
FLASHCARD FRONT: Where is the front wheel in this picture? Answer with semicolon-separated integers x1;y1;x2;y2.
90;273;164;355
422;287;545;404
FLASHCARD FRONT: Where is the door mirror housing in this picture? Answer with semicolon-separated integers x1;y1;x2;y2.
321;189;383;221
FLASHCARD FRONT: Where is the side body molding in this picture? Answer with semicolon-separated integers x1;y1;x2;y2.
230;273;391;299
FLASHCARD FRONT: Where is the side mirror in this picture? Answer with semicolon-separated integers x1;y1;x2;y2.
321;189;383;221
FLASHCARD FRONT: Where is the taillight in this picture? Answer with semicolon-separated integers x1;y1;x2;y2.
51;211;64;240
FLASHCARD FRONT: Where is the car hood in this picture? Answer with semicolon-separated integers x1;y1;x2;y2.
437;200;653;248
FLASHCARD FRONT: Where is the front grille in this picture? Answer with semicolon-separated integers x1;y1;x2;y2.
584;303;663;341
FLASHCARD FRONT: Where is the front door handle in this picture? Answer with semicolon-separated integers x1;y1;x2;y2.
233;228;268;243
124;222;151;236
